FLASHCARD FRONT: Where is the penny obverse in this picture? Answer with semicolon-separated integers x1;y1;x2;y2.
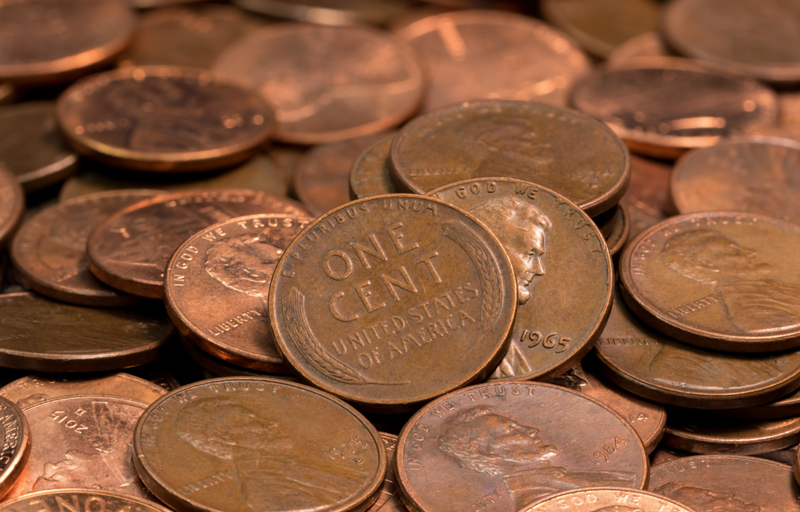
520;487;695;512
0;490;173;512
0;396;29;499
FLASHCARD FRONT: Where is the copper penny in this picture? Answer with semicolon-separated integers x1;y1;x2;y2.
719;388;800;420
607;32;671;68
603;204;630;259
0;0;135;85
595;289;800;409
0;168;23;249
620;212;800;352
5;395;150;500
757;445;797;465
0;292;175;372
213;24;423;145
87;190;309;299
649;447;687;467
233;0;411;25
295;134;385;217
0;490;173;512
395;382;649;512
571;61;779;159
0;396;29;499
368;433;406;512
165;214;312;373
429;178;612;382
392;100;631;217
10;190;160;306
620;155;672;239
268;145;304;192
649;454;800;512
519;487;695;512
0;83;14;105
349;134;398;200
394;10;590;113
269;194;517;412
178;334;274;378
133;377;386;512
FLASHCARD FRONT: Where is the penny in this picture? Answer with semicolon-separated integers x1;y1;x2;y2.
620;212;800;352
719;388;800;420
392;100;631;217
606;32;671;68
394;10;591;113
10;190;160;306
133;377;386;512
429;178;612;382
0;168;23;249
0;396;29;499
87;190;309;299
519;487;695;512
571;61;779;159
595;290;800;409
0;0;136;85
593;206;619;240
670;139;800;225
268;145;304;192
395;382;649;512
757;445;796;465
0;292;175;372
780;92;800;128
649;447;687;467
603;204;630;259
5;395;150;500
233;0;411;25
620;155;672;239
269;195;517;412
165;214;312;373
0;373;167;409
0;102;78;193
0;83;14;105
213;24;423;145
295;134;385;217
57;67;275;173
349;134;398;200
0;490;173;512
178;335;273;378
368;433;405;512
649;454;800;512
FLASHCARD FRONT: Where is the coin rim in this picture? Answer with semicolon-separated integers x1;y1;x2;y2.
606;202;631;258
0;396;30;500
0;168;24;249
518;486;694;512
349;134;397;200
0;489;174;512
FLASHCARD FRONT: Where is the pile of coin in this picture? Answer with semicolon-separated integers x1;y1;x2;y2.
1;1;800;511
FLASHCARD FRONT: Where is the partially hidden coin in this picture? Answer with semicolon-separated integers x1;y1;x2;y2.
349;134;398;200
0;396;30;500
649;447;687;467
394;382;649;512
392;100;631;217
213;24;423;145
233;0;412;26
603;203;630;258
429;178;612;382
10;190;160;306
620;155;672;239
178;335;275;378
5;395;150;500
519;487;695;512
87;190;309;299
0;490;172;512
133;377;387;512
0;292;175;372
607;32;671;68
0;83;14;105
269;194;517;412
165;214;312;373
719;388;800;420
368;433;405;512
0;168;24;248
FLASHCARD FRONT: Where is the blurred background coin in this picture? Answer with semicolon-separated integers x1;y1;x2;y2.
0;168;24;248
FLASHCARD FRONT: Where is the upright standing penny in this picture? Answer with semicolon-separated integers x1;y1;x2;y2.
349;134;398;200
269;195;517;412
0;490;173;512
430;179;612;381
0;396;29;499
368;433;405;512
519;487;695;512
0;168;23;248
87;190;309;299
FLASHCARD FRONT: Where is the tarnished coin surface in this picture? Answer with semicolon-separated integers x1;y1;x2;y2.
0;292;175;372
0;396;29;499
165;214;312;373
0;490;173;512
213;24;423;145
394;10;591;112
233;0;411;25
349;134;398;200
87;190;309;299
0;167;23;248
10;190;160;306
620;212;800;352
603;204;630;258
720;388;800;420
392;100;630;217
369;433;405;512
270;195;517;412
621;155;672;238
133;377;386;512
519;487;695;512
430;179;612;381
395;382;649;512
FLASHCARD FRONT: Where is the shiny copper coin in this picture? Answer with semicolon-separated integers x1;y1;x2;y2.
349;134;398;200
603;203;630;258
87;190;309;299
0;168;23;249
649;455;800;512
519;487;695;512
10;190;160;306
133;377;386;512
394;10;591;112
213;24;423;145
620;155;672;239
571;61;779;159
234;0;411;25
270;194;517;412
368;433;406;512
607;32;671;68
165;214;312;373
620;212;800;352
5;395;150;500
392;100;631;217
429;178;612;382
395;382;649;512
0;490;173;512
0;396;29;499
0;0;135;85
0;292;175;372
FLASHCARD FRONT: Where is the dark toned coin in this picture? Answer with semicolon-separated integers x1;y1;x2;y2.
0;0;136;85
719;388;800;420
620;212;800;352
269;195;517;412
519;487;695;512
392;100;631;217
349;134;398;200
603;203;630;258
133;377;386;512
0;292;175;372
607;32;670;68
369;433;406;512
0;490;173;512
87;190;309;299
165;214;312;373
0;396;29;499
5;395;150;500
571;61;779;159
757;445;796;465
178;335;274;378
649;455;800;512
10;190;160;306
0;168;23;249
649;447;687;467
395;382;649;512
57;67;275;172
429;178;612;382
394;10;591;113
620;155;672;239
234;0;411;25
213;24;423;145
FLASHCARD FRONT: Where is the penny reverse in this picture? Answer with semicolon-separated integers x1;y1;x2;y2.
0;396;29;499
